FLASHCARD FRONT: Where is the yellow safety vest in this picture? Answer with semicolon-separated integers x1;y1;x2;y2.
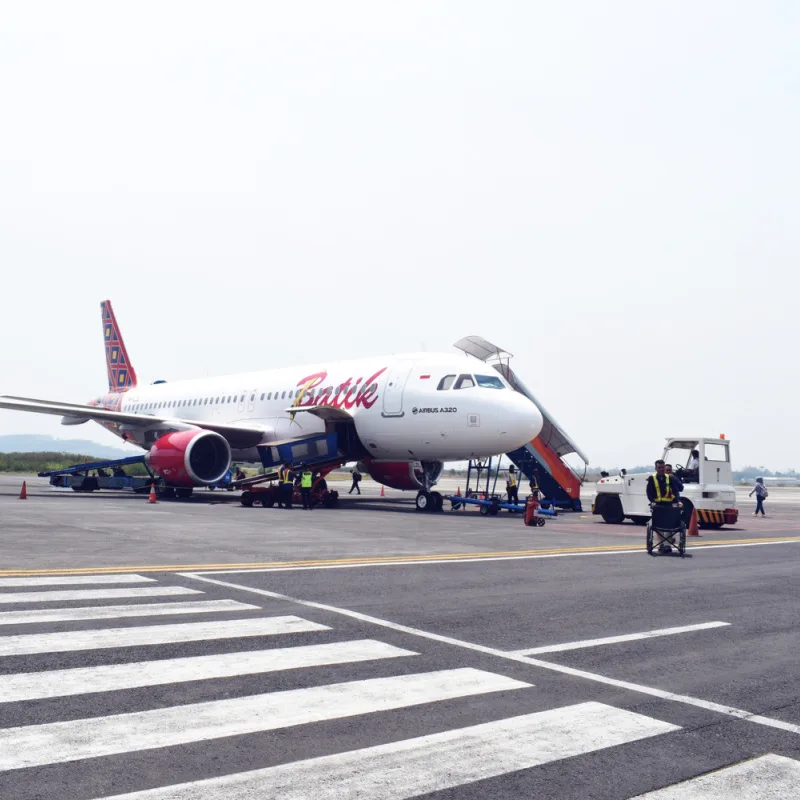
281;467;293;485
301;471;313;489
653;473;674;503
508;474;517;487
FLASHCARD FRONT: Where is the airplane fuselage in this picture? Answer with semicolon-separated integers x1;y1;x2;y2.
90;352;542;463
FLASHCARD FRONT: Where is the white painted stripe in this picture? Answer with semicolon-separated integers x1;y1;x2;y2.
0;587;201;604
0;668;529;771
633;753;800;798
0;616;330;656
184;574;800;738
193;539;800;575
0;599;259;626
0;640;417;702
96;701;678;799
0;574;156;587
513;622;731;656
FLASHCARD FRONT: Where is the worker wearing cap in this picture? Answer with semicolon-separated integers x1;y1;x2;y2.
300;465;314;510
506;465;519;506
279;461;294;509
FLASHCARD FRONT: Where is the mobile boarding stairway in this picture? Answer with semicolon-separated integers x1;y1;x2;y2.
454;336;589;511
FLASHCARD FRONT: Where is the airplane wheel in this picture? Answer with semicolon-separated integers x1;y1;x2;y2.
430;491;444;512
415;491;431;512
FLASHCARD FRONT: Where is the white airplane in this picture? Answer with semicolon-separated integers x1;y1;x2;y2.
0;301;543;510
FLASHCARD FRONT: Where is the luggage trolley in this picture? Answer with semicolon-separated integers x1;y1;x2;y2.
646;503;687;557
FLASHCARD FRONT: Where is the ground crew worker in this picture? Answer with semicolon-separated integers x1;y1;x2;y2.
506;465;519;505
279;461;294;509
646;460;684;552
646;460;683;504
349;469;362;494
300;465;314;510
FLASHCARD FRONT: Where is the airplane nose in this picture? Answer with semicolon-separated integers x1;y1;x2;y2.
503;392;543;449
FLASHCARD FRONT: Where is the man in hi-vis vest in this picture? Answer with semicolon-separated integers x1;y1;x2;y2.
278;461;294;509
646;459;684;553
506;465;519;506
300;465;314;510
646;459;684;505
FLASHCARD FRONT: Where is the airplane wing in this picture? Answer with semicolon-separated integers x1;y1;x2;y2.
0;396;268;450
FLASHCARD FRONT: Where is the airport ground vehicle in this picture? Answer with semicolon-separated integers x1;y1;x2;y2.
240;482;339;509
592;437;739;529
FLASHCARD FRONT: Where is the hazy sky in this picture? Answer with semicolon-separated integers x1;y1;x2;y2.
1;1;797;469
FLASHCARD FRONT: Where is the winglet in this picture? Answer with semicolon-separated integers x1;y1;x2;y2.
101;300;138;392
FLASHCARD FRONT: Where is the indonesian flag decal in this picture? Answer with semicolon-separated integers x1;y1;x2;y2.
419;375;431;380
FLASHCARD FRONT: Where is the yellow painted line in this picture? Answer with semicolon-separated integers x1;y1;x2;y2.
1;536;798;577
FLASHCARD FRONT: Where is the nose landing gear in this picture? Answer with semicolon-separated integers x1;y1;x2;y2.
415;490;444;512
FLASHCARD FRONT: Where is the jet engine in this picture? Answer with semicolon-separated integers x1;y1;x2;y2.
357;459;444;491
146;429;232;487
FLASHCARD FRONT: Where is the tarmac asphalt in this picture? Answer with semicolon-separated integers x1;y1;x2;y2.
0;474;798;798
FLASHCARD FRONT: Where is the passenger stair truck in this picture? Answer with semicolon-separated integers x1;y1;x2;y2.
592;437;739;529
453;337;589;511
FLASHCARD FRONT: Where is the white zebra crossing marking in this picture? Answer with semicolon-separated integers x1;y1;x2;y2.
0;640;417;702
0;586;201;604
0;668;529;771
0;616;329;656
0;574;156;587
92;702;679;799
633;753;800;798
0;599;259;626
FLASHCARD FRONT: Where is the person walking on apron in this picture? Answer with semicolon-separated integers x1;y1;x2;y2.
749;477;768;516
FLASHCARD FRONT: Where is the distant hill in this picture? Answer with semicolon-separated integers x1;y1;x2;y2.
0;435;140;460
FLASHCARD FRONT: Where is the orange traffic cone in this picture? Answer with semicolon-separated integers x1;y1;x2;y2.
18;481;27;500
380;484;385;497
456;486;461;497
687;508;700;537
148;483;158;504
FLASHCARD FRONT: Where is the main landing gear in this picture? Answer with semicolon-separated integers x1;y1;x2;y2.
415;490;444;512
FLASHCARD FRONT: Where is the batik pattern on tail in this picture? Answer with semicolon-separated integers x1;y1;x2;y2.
101;300;138;392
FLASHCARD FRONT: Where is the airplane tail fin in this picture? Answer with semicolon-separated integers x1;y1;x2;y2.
101;300;138;392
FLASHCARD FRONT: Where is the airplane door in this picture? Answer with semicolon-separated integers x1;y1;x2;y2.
237;390;246;413
382;360;415;417
247;389;257;413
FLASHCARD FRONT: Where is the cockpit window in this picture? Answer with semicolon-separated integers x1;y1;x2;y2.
454;374;475;390
437;375;456;390
475;375;504;389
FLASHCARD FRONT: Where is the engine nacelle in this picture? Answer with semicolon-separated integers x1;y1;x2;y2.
146;429;231;487
358;459;444;491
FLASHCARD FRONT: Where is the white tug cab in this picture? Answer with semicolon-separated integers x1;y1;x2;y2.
592;437;739;529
